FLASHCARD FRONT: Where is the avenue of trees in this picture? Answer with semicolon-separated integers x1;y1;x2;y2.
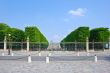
0;23;48;50
0;23;110;51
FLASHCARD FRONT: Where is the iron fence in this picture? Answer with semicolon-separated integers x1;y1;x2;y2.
0;42;109;51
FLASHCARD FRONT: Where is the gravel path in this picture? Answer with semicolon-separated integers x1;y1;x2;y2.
0;50;110;73
0;61;110;73
0;50;110;56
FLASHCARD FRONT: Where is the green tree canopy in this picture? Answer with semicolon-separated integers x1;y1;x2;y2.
89;28;109;42
25;26;49;49
0;23;10;31
0;23;10;41
61;27;90;42
60;26;90;51
25;26;48;43
9;28;25;42
0;30;5;41
25;26;41;42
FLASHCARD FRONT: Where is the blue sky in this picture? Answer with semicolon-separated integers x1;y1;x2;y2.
0;0;110;42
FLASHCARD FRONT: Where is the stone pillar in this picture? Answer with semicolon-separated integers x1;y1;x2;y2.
27;37;29;52
86;37;89;52
4;36;7;51
75;40;77;51
92;40;95;52
109;37;110;50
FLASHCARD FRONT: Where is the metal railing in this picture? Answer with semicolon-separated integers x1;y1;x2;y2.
0;42;109;51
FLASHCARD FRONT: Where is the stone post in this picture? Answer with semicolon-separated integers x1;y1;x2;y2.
46;56;49;63
86;37;89;52
27;37;29;52
94;55;97;62
75;40;77;51
4;36;7;51
2;53;5;56
28;55;32;63
38;52;41;56
48;52;51;56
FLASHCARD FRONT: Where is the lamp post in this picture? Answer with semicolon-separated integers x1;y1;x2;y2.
8;34;11;55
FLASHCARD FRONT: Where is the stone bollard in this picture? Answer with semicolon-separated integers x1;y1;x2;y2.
28;55;32;63
48;53;51;56
46;56;49;63
94;55;97;62
77;52;79;56
38;52;41;56
87;52;90;56
103;49;105;52
11;53;14;56
2;53;5;56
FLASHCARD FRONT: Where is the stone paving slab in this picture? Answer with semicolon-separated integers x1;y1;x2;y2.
0;61;110;73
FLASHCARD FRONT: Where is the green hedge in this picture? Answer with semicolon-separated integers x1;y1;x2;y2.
0;23;49;50
25;26;49;50
0;23;10;41
60;27;90;51
89;28;109;42
89;28;109;50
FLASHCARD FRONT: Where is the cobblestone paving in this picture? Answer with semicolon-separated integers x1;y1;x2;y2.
0;50;110;73
0;61;110;73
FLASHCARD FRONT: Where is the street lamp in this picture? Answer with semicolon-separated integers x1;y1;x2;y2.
8;34;11;55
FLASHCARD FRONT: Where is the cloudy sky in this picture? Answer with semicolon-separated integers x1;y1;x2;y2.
0;0;110;42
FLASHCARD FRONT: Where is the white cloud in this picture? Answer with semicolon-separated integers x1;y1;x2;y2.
68;8;87;16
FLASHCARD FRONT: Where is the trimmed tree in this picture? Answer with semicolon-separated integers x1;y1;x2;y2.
89;28;109;50
0;23;10;49
5;28;25;50
0;23;10;41
61;27;90;51
25;26;48;50
90;28;109;42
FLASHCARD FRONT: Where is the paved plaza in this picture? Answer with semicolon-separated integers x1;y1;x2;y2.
0;51;110;73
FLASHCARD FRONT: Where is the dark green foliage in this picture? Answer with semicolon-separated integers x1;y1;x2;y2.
0;23;10;31
89;28;109;50
25;26;49;50
0;23;10;49
25;26;40;42
75;27;90;42
60;27;90;51
0;23;10;41
0;30;5;41
61;27;89;42
10;28;25;42
89;28;109;42
4;28;25;50
0;23;49;50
